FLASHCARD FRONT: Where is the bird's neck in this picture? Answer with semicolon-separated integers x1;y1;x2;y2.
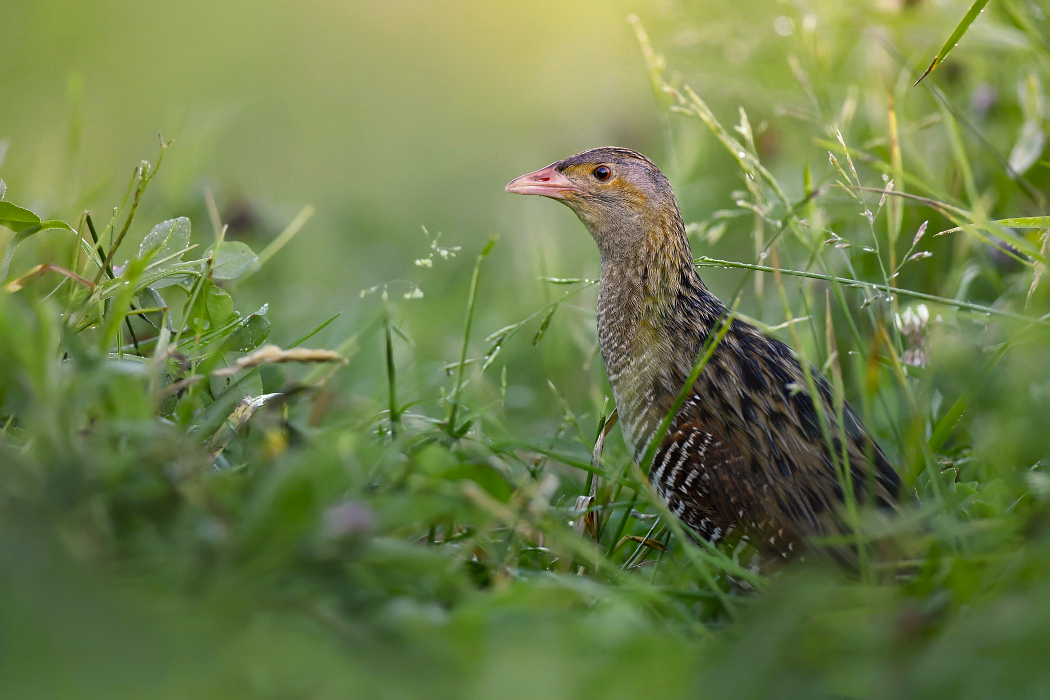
593;211;723;452
594;209;706;323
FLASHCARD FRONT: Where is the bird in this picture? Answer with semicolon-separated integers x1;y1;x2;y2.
506;147;901;561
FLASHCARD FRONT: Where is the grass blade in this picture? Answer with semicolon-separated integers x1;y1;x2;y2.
913;0;991;86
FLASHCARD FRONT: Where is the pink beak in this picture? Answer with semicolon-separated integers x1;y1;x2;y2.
505;163;581;199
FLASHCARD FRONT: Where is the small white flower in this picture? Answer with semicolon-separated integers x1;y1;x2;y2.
895;304;932;367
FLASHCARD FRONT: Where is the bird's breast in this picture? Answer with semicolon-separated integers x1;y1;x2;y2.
597;283;678;460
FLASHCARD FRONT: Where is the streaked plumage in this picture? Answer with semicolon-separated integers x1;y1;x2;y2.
507;147;900;559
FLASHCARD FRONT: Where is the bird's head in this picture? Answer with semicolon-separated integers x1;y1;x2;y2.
505;147;682;259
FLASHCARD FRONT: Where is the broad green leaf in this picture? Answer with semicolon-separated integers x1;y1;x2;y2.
139;217;191;267
222;309;271;352
135;287;169;330
0;201;74;234
187;280;236;334
206;285;235;326
914;0;990;86
115;258;200;296
0;201;41;232
0;200;76;280
207;241;257;280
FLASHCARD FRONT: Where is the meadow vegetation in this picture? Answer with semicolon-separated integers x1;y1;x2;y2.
2;1;1050;698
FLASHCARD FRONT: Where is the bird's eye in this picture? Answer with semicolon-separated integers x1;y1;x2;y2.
592;165;612;181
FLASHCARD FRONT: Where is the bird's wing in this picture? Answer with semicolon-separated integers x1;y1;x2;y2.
649;420;800;556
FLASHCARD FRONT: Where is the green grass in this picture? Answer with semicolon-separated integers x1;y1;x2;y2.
2;2;1050;699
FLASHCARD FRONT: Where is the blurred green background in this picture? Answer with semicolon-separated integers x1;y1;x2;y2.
4;0;658;284
7;0;1023;426
4;0;1050;698
4;0;675;423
